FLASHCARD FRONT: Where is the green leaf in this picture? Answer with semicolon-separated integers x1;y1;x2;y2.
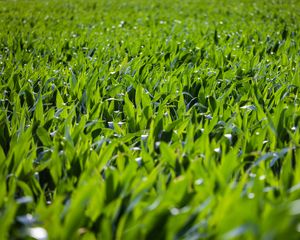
160;142;176;168
36;127;52;146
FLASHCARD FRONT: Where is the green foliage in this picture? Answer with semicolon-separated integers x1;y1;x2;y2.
1;0;300;239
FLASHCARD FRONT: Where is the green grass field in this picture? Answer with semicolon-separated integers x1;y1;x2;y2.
1;0;300;239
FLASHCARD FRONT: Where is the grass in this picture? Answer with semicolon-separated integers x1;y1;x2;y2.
0;0;300;239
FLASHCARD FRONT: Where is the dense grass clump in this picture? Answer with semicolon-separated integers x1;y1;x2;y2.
1;0;300;239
